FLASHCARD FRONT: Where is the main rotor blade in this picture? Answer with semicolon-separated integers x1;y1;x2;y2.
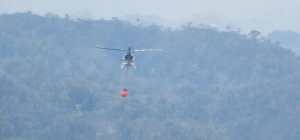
134;49;163;52
95;47;126;51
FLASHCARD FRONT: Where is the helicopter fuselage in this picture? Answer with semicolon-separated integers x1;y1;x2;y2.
122;48;135;69
96;46;160;69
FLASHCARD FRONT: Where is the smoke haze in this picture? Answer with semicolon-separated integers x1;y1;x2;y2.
1;0;300;32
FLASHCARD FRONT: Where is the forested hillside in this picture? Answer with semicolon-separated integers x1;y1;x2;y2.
269;30;300;55
1;13;300;140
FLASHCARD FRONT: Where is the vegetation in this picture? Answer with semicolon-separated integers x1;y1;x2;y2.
0;13;300;140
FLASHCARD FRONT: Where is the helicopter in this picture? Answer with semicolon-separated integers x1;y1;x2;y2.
96;47;161;69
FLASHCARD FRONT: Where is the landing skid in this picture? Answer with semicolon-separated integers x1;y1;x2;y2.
121;62;136;70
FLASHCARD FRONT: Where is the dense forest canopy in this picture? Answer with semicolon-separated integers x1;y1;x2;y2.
268;30;300;55
0;13;300;140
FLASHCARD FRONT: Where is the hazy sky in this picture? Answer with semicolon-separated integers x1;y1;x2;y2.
0;0;299;32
